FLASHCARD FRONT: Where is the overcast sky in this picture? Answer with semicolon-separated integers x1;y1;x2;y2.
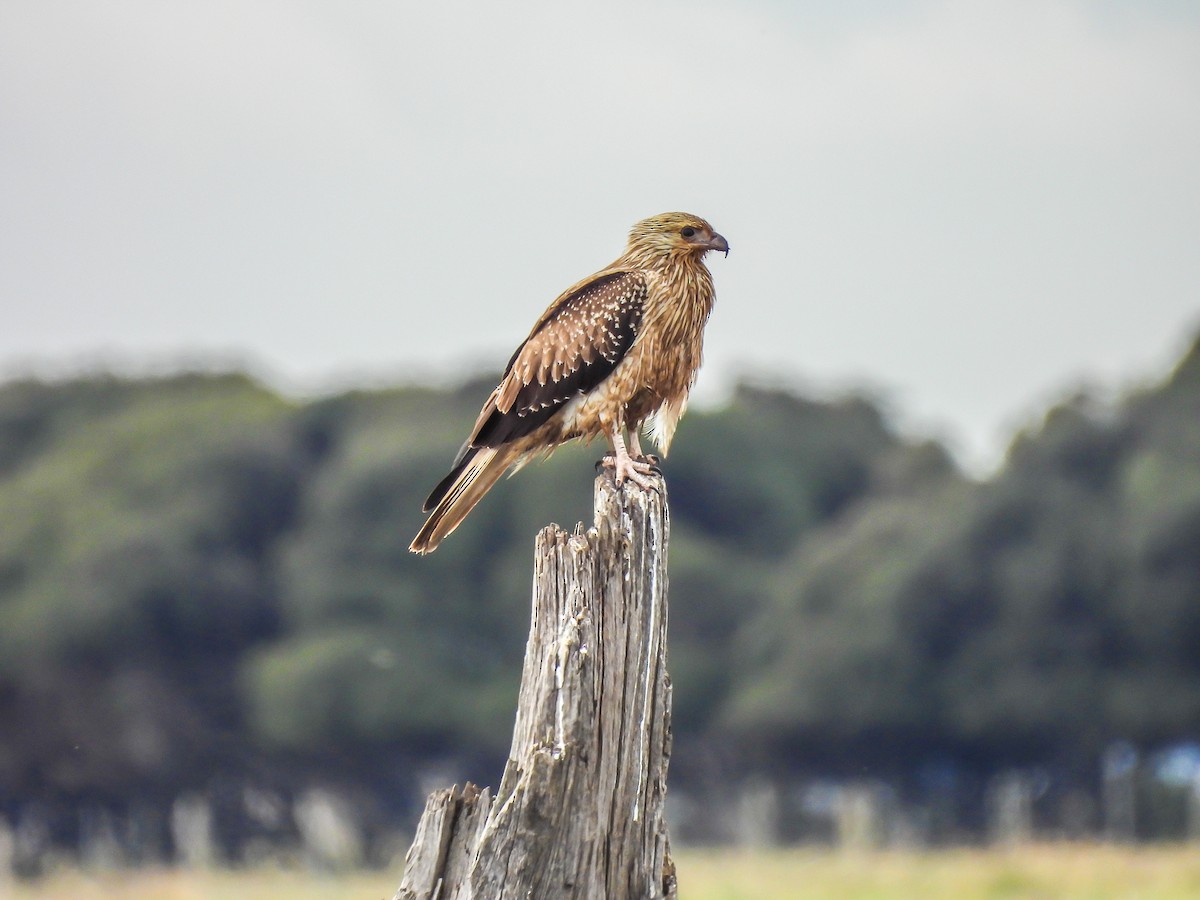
2;0;1198;471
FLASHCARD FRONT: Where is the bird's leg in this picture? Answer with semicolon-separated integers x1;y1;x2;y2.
627;429;661;469
628;429;645;459
602;424;657;490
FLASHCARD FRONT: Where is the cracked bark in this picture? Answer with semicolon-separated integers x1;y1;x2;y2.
395;472;676;900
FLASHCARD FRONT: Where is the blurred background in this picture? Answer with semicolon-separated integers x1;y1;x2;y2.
1;0;1199;885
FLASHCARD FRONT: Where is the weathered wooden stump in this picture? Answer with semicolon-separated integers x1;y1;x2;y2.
395;472;676;899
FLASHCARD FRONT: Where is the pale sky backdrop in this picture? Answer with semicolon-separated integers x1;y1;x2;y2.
2;1;1198;472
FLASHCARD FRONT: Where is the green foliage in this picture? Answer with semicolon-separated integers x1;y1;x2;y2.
241;625;516;753
727;335;1200;769
667;386;894;555
3;334;1200;803
0;374;296;670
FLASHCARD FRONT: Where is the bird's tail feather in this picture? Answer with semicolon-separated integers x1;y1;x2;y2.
409;447;511;554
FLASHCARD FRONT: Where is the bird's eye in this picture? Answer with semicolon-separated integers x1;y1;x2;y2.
680;226;697;239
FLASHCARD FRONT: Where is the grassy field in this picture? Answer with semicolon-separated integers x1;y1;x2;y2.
6;844;1200;899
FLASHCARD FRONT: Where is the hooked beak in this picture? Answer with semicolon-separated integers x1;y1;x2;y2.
708;232;729;257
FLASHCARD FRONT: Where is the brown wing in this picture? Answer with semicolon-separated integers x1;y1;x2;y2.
422;270;646;511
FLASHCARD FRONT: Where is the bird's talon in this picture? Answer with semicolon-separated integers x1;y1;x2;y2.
603;452;659;491
638;453;662;474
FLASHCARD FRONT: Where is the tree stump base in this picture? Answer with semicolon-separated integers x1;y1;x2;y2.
395;473;676;899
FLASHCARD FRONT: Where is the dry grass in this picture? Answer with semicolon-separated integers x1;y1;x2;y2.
6;844;1200;899
677;844;1200;899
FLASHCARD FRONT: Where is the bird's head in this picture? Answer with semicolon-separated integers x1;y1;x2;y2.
627;212;729;261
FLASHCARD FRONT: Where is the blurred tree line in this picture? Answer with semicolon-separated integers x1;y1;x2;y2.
0;335;1198;835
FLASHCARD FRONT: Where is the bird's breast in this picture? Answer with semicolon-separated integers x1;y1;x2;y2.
551;259;715;444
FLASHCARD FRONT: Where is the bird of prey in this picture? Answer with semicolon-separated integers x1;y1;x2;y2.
410;211;728;555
